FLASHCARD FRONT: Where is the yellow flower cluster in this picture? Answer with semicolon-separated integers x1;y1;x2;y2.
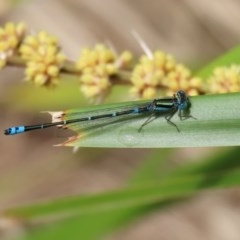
1;22;224;101
207;65;240;93
131;51;175;99
131;51;202;99
0;22;26;68
163;64;202;96
19;31;65;86
76;44;133;99
115;50;133;69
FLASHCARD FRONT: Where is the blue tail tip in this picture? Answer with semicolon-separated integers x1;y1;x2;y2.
4;126;25;135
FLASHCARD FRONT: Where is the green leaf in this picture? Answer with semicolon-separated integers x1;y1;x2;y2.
59;92;240;148
129;149;174;184
5;148;240;240
6;81;129;110
196;45;240;78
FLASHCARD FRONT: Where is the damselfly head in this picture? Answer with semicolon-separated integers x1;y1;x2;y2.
175;90;189;110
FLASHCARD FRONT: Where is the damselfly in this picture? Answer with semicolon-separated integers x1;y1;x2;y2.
4;90;190;136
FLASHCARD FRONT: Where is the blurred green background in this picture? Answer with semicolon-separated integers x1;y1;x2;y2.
1;0;240;239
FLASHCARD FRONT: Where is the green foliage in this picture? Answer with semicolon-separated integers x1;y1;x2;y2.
196;45;240;78
4;42;240;240
5;148;240;240
52;92;240;148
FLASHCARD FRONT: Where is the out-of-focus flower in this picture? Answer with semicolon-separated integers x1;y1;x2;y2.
19;31;65;87
207;65;240;93
131;51;203;99
163;64;203;96
115;51;133;69
131;51;175;99
0;22;26;69
77;44;125;100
